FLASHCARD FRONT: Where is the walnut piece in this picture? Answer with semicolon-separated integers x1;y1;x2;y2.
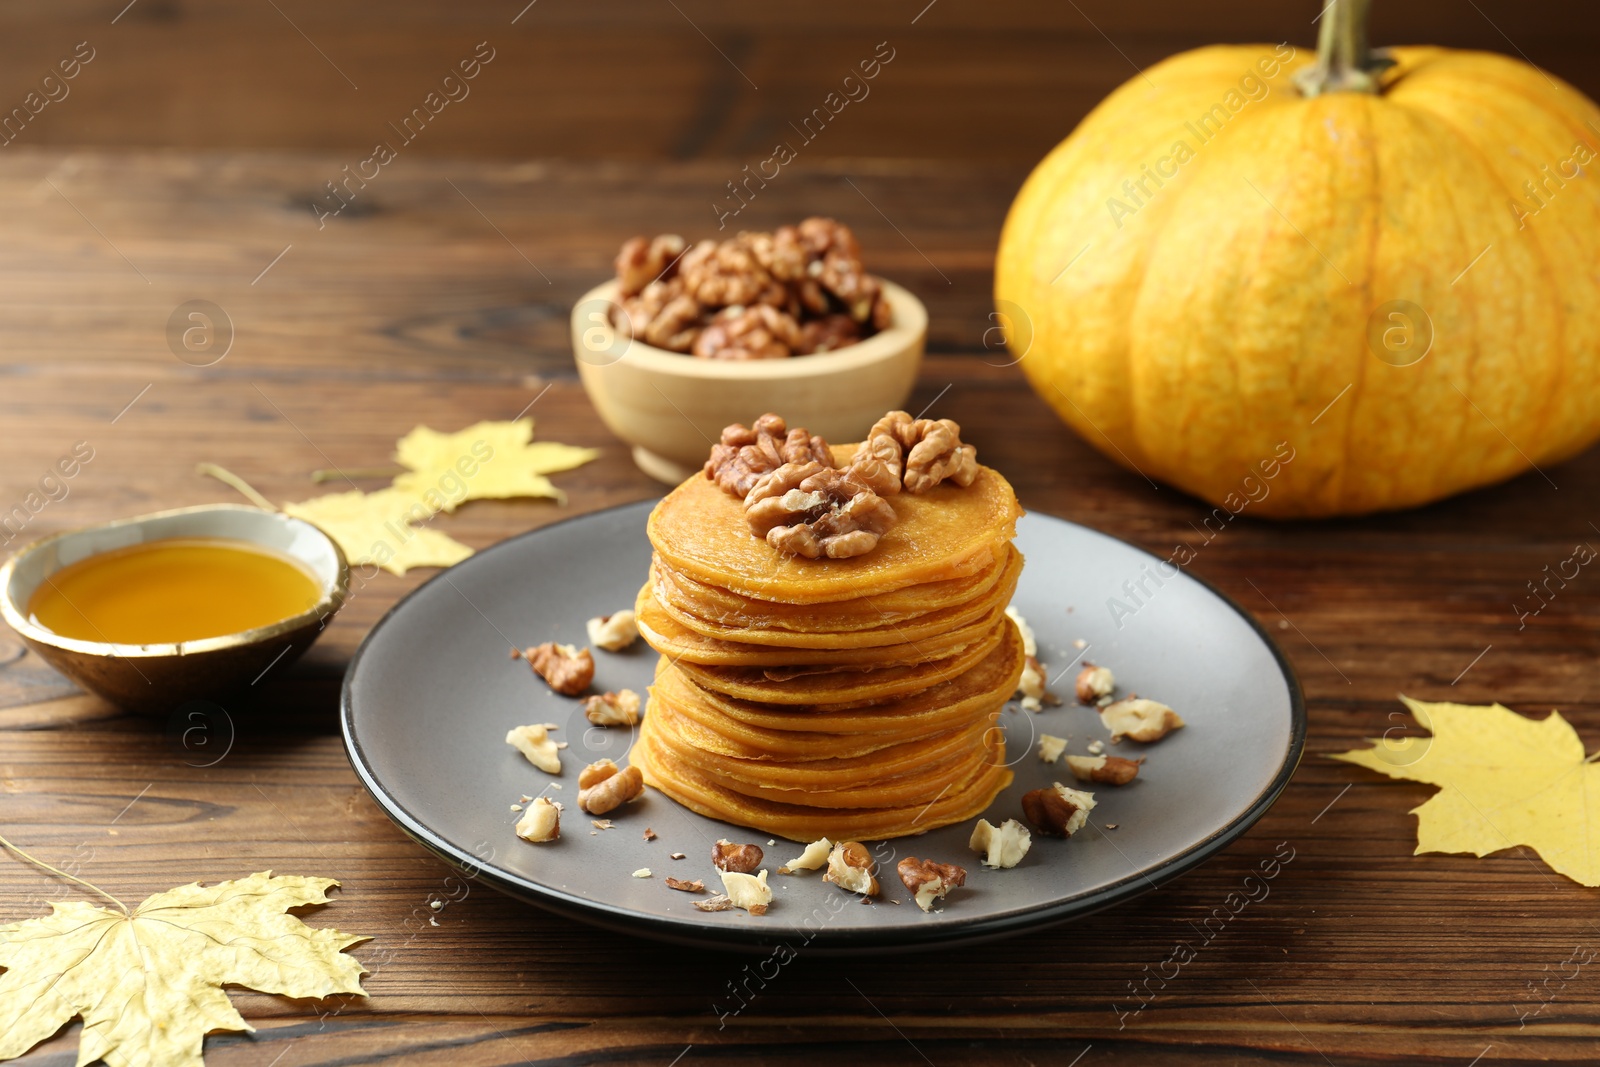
693;304;802;361
781;837;833;873
896;857;967;912
615;234;687;297
586;609;639;652
694;893;736;912
784;217;887;326
632;868;652;879
680;237;787;309
1065;754;1143;786
665;877;704;893
616;278;703;353
583;689;642;727
577;759;645;814
711;839;765;874
718;869;772;914
797;313;863;354
822;841;879;897
1021;783;1097;838
1100;698;1186;743
1017;656;1059;713
505;723;562;775
745;461;898;560
1075;664;1115;704
703;413;834;499
1004;606;1038;657
855;410;979;494
513;797;561;842
519;642;594;696
1038;734;1068;763
969;818;1031;869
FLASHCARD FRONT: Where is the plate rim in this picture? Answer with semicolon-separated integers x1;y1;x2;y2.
341;497;1307;952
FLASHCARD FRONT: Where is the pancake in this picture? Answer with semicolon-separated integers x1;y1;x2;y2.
649;622;1024;742
637;582;1009;666
650;546;1023;649
676;618;1009;706
652;545;1022;630
631;724;1013;842
648;445;1023;603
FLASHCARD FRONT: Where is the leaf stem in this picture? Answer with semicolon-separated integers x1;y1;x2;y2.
0;833;129;915
195;462;278;512
310;465;405;484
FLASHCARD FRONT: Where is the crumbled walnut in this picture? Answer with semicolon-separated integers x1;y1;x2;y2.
513;797;561;842
1022;783;1097;838
745;461;898;559
577;759;645;814
586;609;639;652
693;304;802;361
1004;606;1038;658
584;689;642;727
670;852;686;860
782;837;832;872
1017;656;1059;712
703;413;834;498
1076;664;1115;704
680;237;787;309
1066;754;1143;786
718;869;773;913
1100;698;1186;743
855;410;979;494
665;877;704;893
591;819;614;830
643;828;658;841
632;868;653;878
518;642;594;696
1038;734;1068;763
1087;739;1105;755
969;818;1031;869
711;839;764;874
822;841;879;897
897;857;967;912
505;723;562;775
615;234;687;297
616;278;704;353
797;313;863;354
694;893;735;912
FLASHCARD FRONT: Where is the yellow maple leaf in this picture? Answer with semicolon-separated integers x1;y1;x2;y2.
391;418;599;511
1333;696;1600;886
0;870;366;1067
283;486;473;576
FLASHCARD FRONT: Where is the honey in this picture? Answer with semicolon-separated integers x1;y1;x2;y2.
28;537;322;644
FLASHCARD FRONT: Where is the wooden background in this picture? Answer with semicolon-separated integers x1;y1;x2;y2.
3;1;1600;1064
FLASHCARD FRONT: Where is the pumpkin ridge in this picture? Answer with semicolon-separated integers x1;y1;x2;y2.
1333;94;1384;514
1415;83;1573;474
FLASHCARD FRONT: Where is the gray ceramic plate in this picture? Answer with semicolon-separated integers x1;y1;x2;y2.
342;500;1304;952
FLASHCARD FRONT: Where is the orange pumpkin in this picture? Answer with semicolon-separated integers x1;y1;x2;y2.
995;0;1600;517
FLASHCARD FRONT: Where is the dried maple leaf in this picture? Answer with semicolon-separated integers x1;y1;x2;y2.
0;870;367;1067
282;487;473;576
391;419;599;510
1334;696;1600;886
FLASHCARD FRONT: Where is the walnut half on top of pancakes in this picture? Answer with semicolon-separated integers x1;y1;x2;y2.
702;410;980;559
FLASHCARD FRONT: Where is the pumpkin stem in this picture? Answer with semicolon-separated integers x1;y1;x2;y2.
1294;0;1395;97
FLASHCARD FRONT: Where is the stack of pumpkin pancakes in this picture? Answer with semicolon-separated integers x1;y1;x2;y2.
631;444;1026;841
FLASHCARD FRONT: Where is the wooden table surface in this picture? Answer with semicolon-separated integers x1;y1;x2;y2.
2;148;1598;1066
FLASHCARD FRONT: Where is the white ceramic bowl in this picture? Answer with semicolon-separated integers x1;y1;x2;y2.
0;504;348;713
572;277;927;484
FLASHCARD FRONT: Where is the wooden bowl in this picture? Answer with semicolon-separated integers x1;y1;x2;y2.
571;277;926;483
0;504;348;714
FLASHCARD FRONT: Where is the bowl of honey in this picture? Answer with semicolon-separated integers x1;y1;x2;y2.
0;504;348;713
